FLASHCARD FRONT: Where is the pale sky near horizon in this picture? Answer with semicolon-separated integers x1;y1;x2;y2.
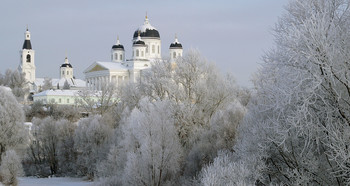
0;0;289;87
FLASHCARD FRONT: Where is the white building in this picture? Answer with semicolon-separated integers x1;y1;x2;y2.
18;28;86;93
84;15;183;90
33;89;80;105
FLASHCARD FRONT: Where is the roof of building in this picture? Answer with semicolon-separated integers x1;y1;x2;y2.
60;63;73;68
96;61;129;70
133;40;145;45
23;40;32;49
170;42;183;49
112;44;124;50
133;17;160;39
33;89;79;97
35;77;86;88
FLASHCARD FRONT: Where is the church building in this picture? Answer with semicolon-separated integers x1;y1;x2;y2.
84;15;183;90
18;28;86;92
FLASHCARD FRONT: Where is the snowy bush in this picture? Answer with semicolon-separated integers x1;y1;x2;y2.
0;150;24;186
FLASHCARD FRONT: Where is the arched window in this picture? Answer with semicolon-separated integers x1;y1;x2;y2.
141;51;144;57
173;52;176;58
158;45;160;54
115;54;118;60
136;49;139;57
67;71;69;75
133;51;134;57
26;54;31;62
120;54;123;60
146;45;149;53
62;71;65;75
152;45;155;53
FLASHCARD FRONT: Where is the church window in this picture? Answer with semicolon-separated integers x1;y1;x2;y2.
115;54;118;60
67;99;70;103
26;54;31;62
62;71;65;75
152;45;155;53
146;45;149;53
141;51;144;57
67;71;69;75
158;45;160;54
136;49;139;57
120;54;122;60
173;52;176;58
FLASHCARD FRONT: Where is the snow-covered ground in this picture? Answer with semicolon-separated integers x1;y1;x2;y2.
17;177;94;186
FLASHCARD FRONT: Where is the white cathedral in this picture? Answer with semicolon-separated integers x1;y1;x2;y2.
84;15;183;90
18;15;183;103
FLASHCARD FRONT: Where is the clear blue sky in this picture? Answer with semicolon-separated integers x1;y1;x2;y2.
0;0;289;87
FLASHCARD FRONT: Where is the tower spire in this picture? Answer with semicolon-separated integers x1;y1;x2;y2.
116;35;120;45
144;12;149;24
175;33;178;43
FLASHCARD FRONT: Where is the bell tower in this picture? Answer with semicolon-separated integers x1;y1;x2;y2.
18;26;36;83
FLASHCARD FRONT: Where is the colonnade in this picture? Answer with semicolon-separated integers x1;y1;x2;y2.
86;75;127;90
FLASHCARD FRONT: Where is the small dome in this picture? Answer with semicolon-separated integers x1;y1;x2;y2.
170;42;182;49
133;40;145;45
112;36;124;50
60;57;73;68
133;29;160;39
133;16;160;39
112;44;124;50
61;63;73;68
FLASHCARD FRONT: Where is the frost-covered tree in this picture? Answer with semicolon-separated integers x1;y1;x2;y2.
184;101;246;177
0;69;29;101
77;82;118;115
207;0;350;185
0;87;28;162
74;115;113;179
41;77;52;91
0;150;23;186
57;119;77;176
63;80;70;90
121;99;183;186
28;117;60;176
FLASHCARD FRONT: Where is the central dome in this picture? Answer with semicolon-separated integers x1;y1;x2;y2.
133;17;160;39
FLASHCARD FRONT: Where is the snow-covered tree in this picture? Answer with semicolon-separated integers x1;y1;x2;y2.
207;0;350;185
184;101;246;177
63;80;70;90
77;82;118;115
29;117;60;175
42;77;52;91
57;119;77;176
0;69;29;101
121;99;183;186
0;87;28;162
0;150;23;186
74;115;113;179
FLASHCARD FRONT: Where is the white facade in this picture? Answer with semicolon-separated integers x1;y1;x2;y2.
84;16;183;90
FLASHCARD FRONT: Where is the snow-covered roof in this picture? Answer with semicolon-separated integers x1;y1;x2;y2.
97;61;129;70
35;78;86;88
33;89;79;97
